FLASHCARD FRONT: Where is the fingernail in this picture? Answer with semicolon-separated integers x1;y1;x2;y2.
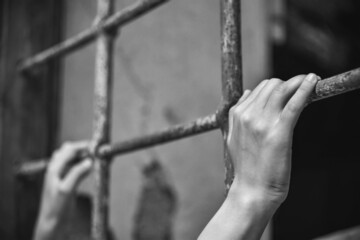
306;73;317;83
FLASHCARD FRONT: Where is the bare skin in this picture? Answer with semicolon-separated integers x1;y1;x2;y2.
33;141;92;240
198;73;318;240
33;73;318;240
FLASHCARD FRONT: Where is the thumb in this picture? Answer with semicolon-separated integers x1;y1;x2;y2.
62;159;92;191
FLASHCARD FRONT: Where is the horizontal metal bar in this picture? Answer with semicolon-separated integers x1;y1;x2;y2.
101;67;360;158
310;67;360;102
15;114;219;176
16;67;360;176
15;149;90;177
16;159;48;176
18;0;169;72
99;113;219;157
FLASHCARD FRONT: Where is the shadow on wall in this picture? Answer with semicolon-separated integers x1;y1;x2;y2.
133;159;177;240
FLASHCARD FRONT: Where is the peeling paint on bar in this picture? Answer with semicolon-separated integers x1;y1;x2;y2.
18;0;169;72
310;68;360;102
16;149;90;176
91;0;114;239
220;0;242;192
101;68;360;159
15;68;360;176
100;113;219;157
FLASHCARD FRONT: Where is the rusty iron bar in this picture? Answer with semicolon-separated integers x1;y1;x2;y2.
16;149;90;176
101;67;360;159
18;0;168;72
220;0;243;192
99;113;219;157
91;0;114;239
16;160;48;176
310;68;360;102
14;67;360;176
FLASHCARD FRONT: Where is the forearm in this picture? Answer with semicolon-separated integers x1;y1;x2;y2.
33;217;58;240
198;181;280;240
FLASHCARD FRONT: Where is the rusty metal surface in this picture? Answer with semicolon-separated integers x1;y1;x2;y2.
310;68;360;102
91;0;114;239
100;113;219;157
15;67;360;176
16;149;91;177
18;0;168;72
220;0;243;192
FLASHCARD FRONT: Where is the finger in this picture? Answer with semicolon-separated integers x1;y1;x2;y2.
49;141;89;177
239;79;268;110
228;80;268;140
265;75;307;112
281;73;318;126
62;159;92;192
236;89;252;106
252;78;283;110
228;81;266;140
228;90;252;138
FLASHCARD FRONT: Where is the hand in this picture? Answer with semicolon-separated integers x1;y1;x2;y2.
34;141;92;240
198;74;318;240
227;73;318;204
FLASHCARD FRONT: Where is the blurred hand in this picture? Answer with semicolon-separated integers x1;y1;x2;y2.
34;141;92;240
227;73;318;204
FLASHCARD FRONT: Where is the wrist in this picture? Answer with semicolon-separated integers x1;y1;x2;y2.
198;177;280;240
34;218;58;240
228;177;283;213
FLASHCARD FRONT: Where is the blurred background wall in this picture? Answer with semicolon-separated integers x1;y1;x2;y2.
59;0;271;239
2;0;360;239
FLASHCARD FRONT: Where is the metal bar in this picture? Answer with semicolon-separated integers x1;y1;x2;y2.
18;0;168;72
16;149;90;176
16;160;47;177
99;113;219;157
15;67;360;176
91;0;114;239
220;0;243;192
310;68;360;102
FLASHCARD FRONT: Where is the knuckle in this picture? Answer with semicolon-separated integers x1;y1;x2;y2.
233;106;244;119
62;142;73;150
47;165;56;175
52;149;60;156
274;83;286;94
62;141;74;149
243;89;251;95
287;102;300;113
270;78;283;85
58;183;71;194
229;105;237;116
50;152;59;163
261;79;269;85
239;112;252;126
252;120;268;136
299;80;312;91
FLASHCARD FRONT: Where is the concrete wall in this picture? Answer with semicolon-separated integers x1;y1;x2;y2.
59;0;271;239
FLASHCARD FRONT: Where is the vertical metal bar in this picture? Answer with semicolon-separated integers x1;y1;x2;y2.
92;0;114;239
220;0;243;192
